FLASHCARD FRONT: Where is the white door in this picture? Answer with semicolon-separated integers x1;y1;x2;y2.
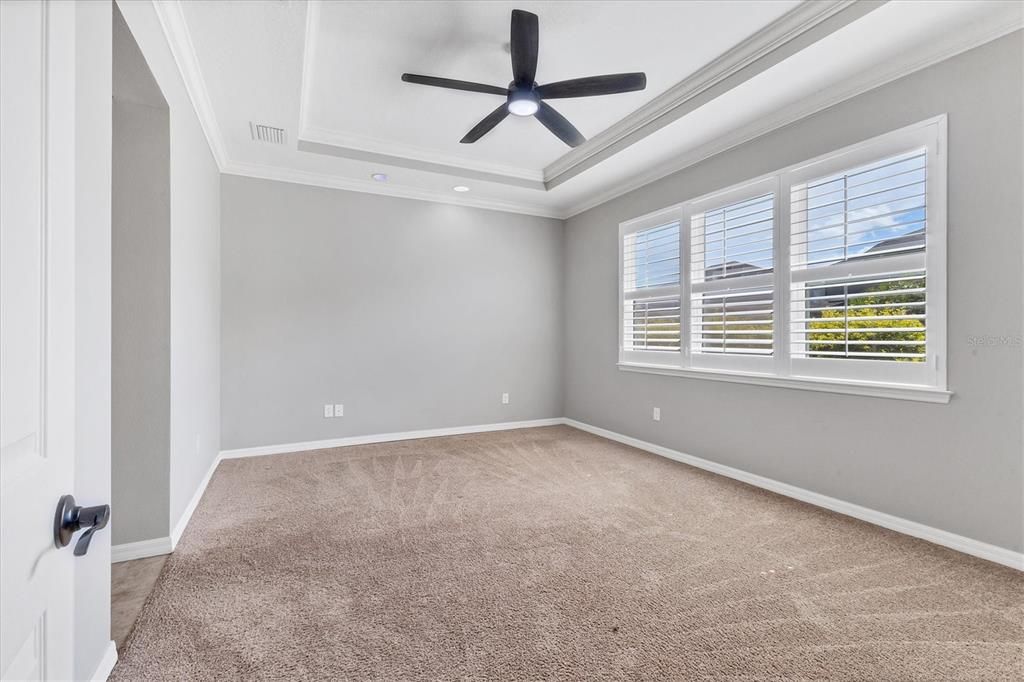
1;1;79;679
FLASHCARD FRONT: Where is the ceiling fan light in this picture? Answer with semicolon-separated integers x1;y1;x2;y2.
507;91;539;117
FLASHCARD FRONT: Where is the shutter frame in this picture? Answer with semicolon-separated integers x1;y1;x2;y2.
619;207;684;362
687;178;777;372
616;116;946;394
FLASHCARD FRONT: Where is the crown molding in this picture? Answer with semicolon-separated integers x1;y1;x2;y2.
296;1;544;188
295;0;873;192
153;0;1019;223
543;0;881;189
297;126;545;188
151;0;227;169
150;0;560;218
297;0;320;134
563;10;1024;218
221;160;564;219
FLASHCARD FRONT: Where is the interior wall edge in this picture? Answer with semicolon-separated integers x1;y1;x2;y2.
170;448;223;549
87;640;118;682
115;0;223;543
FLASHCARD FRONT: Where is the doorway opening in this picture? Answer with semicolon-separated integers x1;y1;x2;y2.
110;3;171;652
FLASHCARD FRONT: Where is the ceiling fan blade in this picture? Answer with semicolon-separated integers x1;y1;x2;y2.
536;72;647;99
534;101;585;147
460;104;510;143
510;9;538;84
401;73;508;96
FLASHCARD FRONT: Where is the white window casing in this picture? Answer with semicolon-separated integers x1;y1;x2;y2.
617;116;949;403
620;207;683;366
687;177;778;374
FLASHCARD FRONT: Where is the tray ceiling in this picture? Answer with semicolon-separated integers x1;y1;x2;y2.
299;1;798;175
166;0;1022;218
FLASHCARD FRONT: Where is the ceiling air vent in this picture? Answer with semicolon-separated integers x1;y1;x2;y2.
249;122;286;145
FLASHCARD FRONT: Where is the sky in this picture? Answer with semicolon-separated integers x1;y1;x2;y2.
627;148;928;291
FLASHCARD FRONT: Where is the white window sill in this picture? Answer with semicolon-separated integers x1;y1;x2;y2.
617;362;952;404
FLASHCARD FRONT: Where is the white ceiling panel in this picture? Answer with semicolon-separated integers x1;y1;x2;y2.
302;1;798;171
168;0;1022;218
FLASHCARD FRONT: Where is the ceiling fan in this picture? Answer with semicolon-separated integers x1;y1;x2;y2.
401;9;646;148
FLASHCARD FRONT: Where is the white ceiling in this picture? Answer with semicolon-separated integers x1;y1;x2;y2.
303;1;798;173
169;0;1022;218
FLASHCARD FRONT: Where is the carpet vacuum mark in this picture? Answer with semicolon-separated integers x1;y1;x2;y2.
113;426;1024;680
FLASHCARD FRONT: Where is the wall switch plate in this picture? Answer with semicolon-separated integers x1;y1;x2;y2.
502;393;509;405
652;407;661;421
324;404;334;418
334;404;344;417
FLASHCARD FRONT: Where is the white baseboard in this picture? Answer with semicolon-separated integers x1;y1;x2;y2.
111;454;222;561
163;415;1022;573
111;536;173;563
218;418;564;460
564;418;1024;571
119;420;563;563
89;639;118;681
170;451;223;549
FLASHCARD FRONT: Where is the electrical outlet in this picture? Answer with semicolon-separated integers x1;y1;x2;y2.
324;404;333;418
334;404;344;417
652;407;661;421
502;392;509;405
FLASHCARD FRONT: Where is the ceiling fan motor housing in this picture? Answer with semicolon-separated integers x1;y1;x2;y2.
507;83;540;116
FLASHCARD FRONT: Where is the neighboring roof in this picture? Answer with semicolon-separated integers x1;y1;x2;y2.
862;228;926;255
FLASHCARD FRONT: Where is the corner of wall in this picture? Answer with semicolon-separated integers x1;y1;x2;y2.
114;0;225;560
558;215;569;419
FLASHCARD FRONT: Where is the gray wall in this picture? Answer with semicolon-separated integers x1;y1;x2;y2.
221;176;563;450
112;5;170;545
117;0;222;536
563;32;1024;553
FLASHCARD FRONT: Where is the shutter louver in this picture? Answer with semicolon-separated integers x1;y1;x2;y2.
790;150;928;364
791;271;926;361
690;192;774;359
691;284;774;355
623;222;680;352
791;151;926;270
618;121;944;393
692;193;774;281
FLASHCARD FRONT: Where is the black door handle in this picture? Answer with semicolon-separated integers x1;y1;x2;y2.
54;494;110;556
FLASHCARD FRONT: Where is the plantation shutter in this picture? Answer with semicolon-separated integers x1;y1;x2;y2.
688;183;776;371
617;119;944;395
622;220;681;357
788;147;932;384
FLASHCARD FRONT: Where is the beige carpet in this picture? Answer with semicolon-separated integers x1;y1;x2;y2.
113;426;1023;680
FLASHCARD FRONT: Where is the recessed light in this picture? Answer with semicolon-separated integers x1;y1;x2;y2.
371;173;388;182
453;185;470;192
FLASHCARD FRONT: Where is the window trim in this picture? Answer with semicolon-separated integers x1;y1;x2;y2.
619;206;684;365
616;116;950;404
686;177;778;373
617;361;952;403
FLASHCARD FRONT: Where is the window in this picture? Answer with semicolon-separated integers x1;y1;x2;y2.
618;118;948;401
621;213;681;362
689;181;776;373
